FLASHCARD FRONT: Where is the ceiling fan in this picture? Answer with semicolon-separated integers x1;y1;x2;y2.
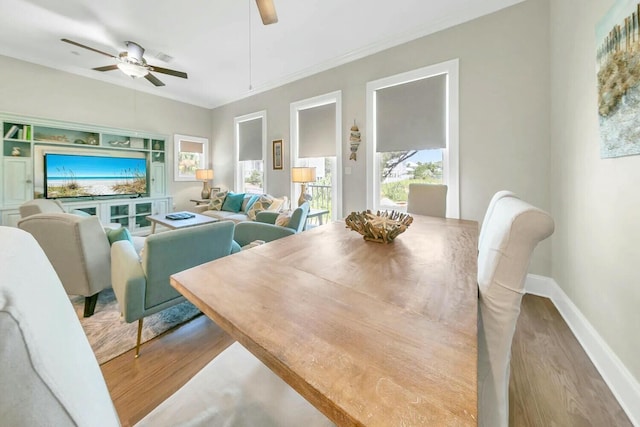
61;38;187;87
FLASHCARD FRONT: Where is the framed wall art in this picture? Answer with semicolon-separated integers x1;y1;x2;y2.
272;139;283;170
597;1;640;158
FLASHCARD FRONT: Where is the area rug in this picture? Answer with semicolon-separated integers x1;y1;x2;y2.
70;289;201;364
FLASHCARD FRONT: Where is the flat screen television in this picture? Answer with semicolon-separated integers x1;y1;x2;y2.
44;153;148;199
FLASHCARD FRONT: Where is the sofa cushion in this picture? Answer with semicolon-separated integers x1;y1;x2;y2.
208;190;228;211
246;195;274;220
222;192;245;213
224;213;251;223
201;210;249;224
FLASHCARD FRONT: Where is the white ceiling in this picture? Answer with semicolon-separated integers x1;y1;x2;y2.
0;0;523;109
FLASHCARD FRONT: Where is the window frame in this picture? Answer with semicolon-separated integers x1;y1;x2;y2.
234;110;267;194
290;91;342;220
173;134;209;182
366;59;459;218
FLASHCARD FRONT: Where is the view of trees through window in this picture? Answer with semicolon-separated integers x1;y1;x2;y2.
241;160;264;194
379;149;443;209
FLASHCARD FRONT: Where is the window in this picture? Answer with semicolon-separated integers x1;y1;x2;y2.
379;149;443;208
234;111;267;194
366;59;459;218
290;91;342;221
174;134;208;181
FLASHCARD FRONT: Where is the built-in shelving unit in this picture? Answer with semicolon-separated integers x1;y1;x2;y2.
1;113;172;234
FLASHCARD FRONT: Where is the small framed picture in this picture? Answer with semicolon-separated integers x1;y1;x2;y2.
272;139;283;170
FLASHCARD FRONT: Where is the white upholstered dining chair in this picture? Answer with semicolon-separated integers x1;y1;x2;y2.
0;226;333;427
478;190;518;249
406;183;448;217
477;195;554;427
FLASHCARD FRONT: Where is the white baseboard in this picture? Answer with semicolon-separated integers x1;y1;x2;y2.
525;274;640;426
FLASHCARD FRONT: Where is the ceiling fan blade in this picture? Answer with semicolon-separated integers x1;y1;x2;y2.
61;38;117;59
148;65;188;79
255;0;278;25
145;73;165;87
92;64;119;72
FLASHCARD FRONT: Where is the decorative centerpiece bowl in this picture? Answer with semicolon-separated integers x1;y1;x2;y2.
345;210;413;244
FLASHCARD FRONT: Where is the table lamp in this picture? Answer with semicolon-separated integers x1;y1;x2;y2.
195;169;214;199
291;167;316;207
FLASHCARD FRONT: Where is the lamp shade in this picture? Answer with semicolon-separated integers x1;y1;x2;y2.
195;169;214;180
291;167;316;183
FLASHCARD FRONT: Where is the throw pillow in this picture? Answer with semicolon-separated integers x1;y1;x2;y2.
246;194;274;220
208;190;228;211
70;209;91;217
221;192;246;213
241;194;260;212
275;211;292;227
267;197;285;212
106;227;133;246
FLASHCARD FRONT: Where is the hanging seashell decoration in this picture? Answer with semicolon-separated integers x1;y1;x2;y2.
349;120;361;161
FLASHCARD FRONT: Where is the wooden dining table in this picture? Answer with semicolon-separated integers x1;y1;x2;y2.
170;214;479;426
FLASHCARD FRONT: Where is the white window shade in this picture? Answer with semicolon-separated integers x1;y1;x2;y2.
298;103;336;158
239;117;263;161
376;74;446;152
180;140;204;153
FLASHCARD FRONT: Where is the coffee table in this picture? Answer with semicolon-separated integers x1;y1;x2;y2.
146;211;218;234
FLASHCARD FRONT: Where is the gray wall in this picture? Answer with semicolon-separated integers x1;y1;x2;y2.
211;0;552;274
0;55;211;210
550;0;640;381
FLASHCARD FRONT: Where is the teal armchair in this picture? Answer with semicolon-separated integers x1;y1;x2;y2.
234;202;310;248
110;221;235;357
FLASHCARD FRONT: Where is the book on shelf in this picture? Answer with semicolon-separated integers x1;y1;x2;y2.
24;125;31;140
4;125;19;139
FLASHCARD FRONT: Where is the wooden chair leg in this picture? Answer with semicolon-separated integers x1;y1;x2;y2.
135;318;143;358
83;293;99;317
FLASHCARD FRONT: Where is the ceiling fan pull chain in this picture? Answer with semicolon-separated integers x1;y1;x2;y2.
249;0;253;91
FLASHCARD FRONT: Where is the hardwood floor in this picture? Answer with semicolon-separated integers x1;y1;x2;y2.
101;295;631;426
509;296;631;426
100;315;234;426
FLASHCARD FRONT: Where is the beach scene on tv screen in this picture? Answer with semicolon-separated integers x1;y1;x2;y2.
45;154;147;198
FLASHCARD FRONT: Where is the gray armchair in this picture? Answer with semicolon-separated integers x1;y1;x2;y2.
111;221;236;357
17;212;112;317
233;202;310;248
19;199;65;217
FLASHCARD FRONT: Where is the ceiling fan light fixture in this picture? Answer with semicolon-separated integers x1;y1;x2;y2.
125;41;145;62
117;61;148;78
255;0;278;25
